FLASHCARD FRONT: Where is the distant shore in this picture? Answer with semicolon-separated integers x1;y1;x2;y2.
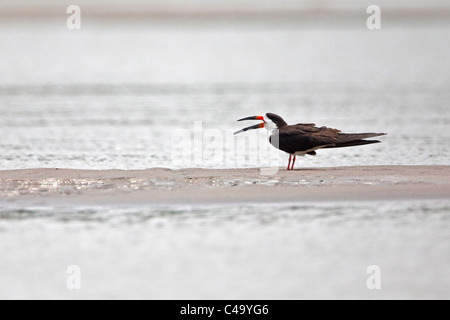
1;2;449;21
0;166;449;206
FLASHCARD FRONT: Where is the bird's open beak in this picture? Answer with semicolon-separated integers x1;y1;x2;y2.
234;115;265;135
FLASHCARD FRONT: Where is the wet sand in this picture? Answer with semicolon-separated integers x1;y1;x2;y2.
0;166;449;206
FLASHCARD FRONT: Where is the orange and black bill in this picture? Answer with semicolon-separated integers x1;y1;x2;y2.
234;115;265;135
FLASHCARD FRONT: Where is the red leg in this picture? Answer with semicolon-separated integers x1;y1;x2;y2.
291;155;296;170
286;155;291;170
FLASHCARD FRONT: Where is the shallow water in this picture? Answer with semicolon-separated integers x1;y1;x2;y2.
0;200;449;299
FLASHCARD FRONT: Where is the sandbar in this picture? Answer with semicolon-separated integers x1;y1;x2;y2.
0;166;449;206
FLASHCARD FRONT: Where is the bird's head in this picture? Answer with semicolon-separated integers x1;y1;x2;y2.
234;113;287;135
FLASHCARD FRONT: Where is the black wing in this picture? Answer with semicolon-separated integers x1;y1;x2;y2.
270;124;340;154
324;132;386;148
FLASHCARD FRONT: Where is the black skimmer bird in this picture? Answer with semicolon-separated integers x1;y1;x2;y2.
234;113;386;170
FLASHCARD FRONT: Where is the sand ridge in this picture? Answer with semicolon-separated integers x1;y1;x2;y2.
0;166;449;206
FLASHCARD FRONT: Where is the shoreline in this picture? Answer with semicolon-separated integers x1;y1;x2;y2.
0;165;449;206
1;3;449;20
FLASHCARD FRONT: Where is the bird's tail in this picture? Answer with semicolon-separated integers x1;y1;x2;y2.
324;139;380;148
337;132;386;141
324;132;386;149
